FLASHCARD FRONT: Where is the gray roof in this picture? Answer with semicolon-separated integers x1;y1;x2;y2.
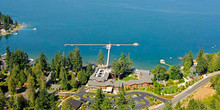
89;68;111;82
86;69;154;88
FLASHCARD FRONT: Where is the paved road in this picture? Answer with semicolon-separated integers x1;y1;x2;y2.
57;87;167;109
151;71;220;110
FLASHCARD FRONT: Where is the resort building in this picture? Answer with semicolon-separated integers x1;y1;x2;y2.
85;68;154;93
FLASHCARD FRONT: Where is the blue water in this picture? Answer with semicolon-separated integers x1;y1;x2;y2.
1;0;220;69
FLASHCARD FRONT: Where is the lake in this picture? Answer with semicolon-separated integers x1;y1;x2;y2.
1;0;220;69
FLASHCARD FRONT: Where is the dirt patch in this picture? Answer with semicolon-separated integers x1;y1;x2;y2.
181;82;216;108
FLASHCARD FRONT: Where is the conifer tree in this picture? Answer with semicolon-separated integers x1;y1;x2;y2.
129;99;135;110
163;100;172;110
27;75;35;107
71;73;77;88
86;63;93;78
70;47;82;72
77;69;87;85
90;88;105;110
97;50;104;65
100;97;113;110
0;89;6;110
197;48;204;61
7;76;16;95
36;52;49;72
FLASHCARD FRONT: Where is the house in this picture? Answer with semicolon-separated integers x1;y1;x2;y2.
68;99;82;110
85;68;154;93
51;84;62;90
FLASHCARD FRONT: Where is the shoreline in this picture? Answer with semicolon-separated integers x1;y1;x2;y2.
0;24;23;36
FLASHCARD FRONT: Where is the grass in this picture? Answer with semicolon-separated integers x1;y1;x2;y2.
122;76;137;81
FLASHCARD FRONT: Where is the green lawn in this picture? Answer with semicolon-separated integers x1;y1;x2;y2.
121;76;137;81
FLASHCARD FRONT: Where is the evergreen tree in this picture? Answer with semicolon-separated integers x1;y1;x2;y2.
27;75;35;107
0;89;6;110
127;53;133;70
60;67;68;90
77;69;87;85
35;89;55;110
163;100;172;110
61;99;72;110
90;88;105;110
97;50;104;65
112;58;119;78
3;23;7;30
10;94;26;110
129;99;135;110
15;20;18;26
86;63;93;78
214;52;220;71
69;47;82;72
182;50;194;73
100;98;113;110
51;51;62;79
151;65;168;81
168;65;182;80
36;52;49;72
39;72;46;90
197;48;204;61
174;101;181;110
196;57;208;75
7;76;16;95
116;86;127;108
71;73;77;88
210;99;216;109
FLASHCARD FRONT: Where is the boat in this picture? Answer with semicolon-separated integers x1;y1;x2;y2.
33;28;37;30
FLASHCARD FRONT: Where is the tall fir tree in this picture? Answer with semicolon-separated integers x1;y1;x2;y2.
27;75;35;107
61;99;72;110
0;89;6;110
97;50;104;65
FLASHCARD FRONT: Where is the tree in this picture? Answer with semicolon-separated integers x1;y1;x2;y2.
196;57;208;75
97;50;104;65
77;69;87;85
129;99;135;110
90;88;105;110
127;53;133;70
27;75;35;107
9;94;26;110
112;58;119;78
61;99;72;110
86;63;93;78
116;86;127;109
187;99;207;110
3;23;7;30
36;52;49;72
39;72;46;90
163;100;172;110
151;65;168;81
182;50;194;73
168;65;182;80
51;51;62;79
35;89;56;110
0;89;6;110
100;98;113;110
7;76;16;95
197;48;204;61
71;73;78;88
174;101;181;110
15;20;18;26
69;47;82;72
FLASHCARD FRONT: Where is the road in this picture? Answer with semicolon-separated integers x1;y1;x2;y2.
151;71;220;110
57;86;167;109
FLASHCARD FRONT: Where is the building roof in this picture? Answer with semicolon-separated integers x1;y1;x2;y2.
51;84;61;89
86;69;154;88
68;99;82;109
89;68;111;82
